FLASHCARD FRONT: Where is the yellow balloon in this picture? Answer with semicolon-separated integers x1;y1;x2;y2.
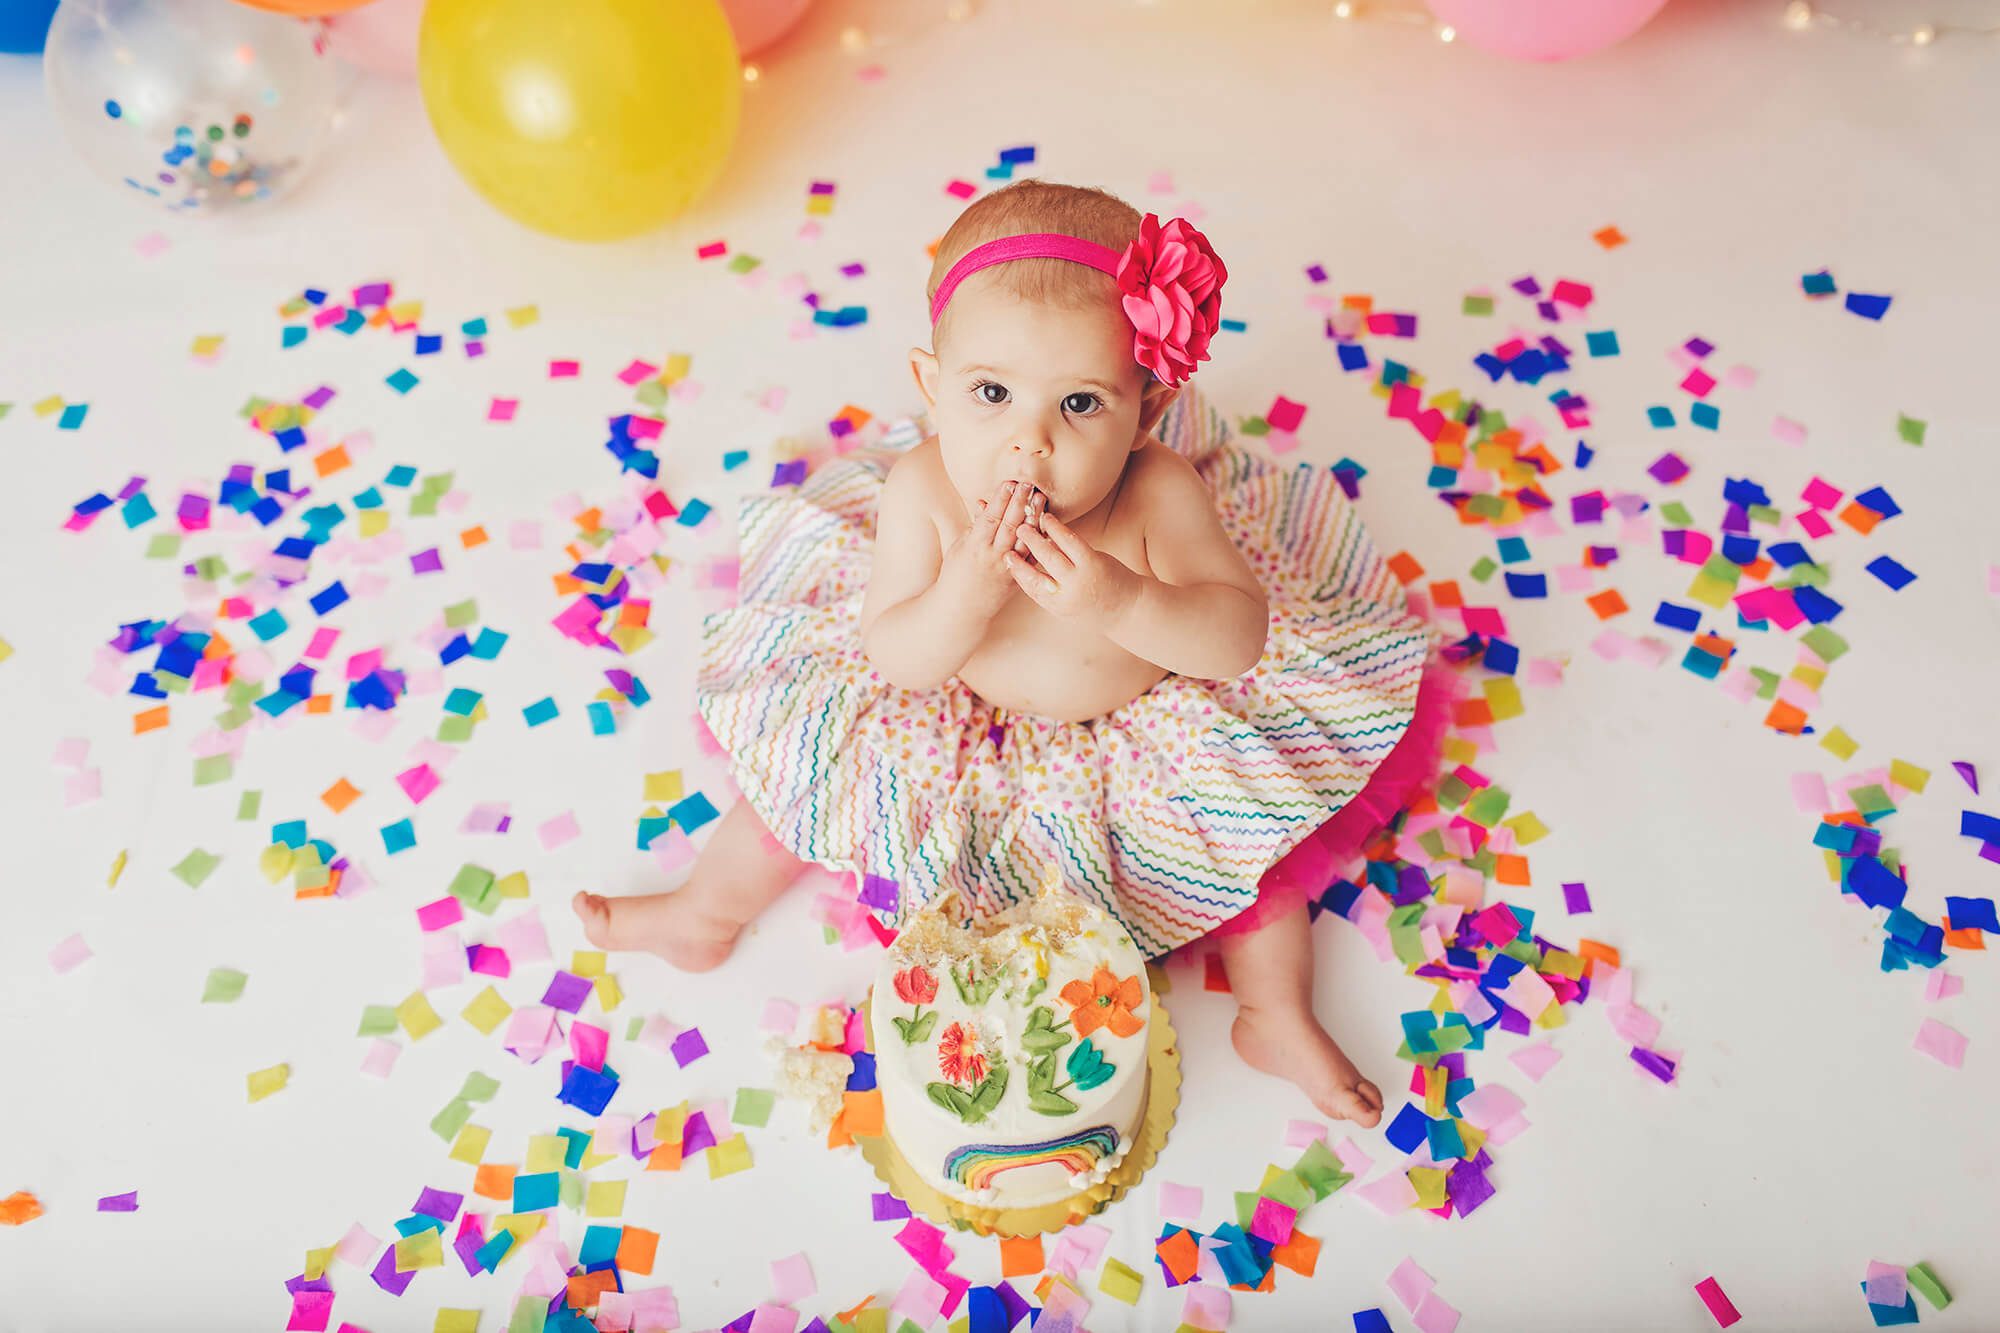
419;0;741;241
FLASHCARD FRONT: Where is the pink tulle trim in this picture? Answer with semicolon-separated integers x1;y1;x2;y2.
1196;658;1462;943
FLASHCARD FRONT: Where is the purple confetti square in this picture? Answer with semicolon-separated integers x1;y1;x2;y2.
454;1225;484;1276
858;874;899;913
96;1191;139;1212
1511;275;1542;296
410;548;444;574
284;1272;333;1295
871;1191;910;1221
1562;882;1591;914
352;282;391;307
809;180;836;195
828;416;854;439
839;262;867;278
541;971;592;1013
681;1111;717;1156
1305;264;1327;283
464;339;485;358
1631;1047;1678;1083
1536;300;1559;321
1446;1159;1495;1216
996;1280;1032;1329
1647;453;1690;485
413;1187;463;1222
302;385;338;411
370;1243;417;1296
670;1027;709;1067
1684;336;1714;358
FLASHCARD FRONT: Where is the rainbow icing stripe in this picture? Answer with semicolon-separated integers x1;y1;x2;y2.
942;1125;1120;1190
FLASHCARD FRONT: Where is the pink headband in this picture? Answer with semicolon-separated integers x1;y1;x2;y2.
927;213;1229;388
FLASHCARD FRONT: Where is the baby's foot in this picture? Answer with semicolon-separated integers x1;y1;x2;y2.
1231;1004;1385;1128
571;890;741;972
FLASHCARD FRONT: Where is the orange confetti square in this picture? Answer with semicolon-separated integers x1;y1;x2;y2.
305;694;333;715
1340;294;1374;314
1156;1229;1199;1284
1493;853;1531;886
840;1088;883;1137
133;705;170;734
1593;225;1628;249
473;1164;516;1200
999;1234;1045;1278
646;1140;684;1172
1429;580;1464;610
1;1191;44;1226
1942;920;1985;950
1577;939;1621;972
313;445;351;478
460;526;489;549
573;507;603;533
1838;501;1882;535
1452;698;1496;728
1387;552;1425;585
1203;952;1231;993
836;404;874;430
321;778;361;813
1586;589;1629;620
552;574;584;596
566;1270;618;1311
1763;700;1809;734
1272;1228;1321;1277
616;1226;659;1275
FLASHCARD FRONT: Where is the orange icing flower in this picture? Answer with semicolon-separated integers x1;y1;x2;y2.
1060;966;1144;1039
892;965;937;1005
936;1021;989;1086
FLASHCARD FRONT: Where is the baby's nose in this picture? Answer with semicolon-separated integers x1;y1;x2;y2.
1010;436;1052;457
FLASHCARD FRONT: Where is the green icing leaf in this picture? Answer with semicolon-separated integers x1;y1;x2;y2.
1028;1089;1078;1116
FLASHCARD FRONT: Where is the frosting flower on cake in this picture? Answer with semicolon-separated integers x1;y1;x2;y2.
1060;966;1144;1040
892;965;937;1005
936;1021;990;1086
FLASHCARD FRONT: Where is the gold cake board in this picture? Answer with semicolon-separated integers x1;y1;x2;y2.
855;965;1180;1237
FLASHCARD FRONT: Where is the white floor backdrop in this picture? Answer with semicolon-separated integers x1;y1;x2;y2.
2;0;1997;1329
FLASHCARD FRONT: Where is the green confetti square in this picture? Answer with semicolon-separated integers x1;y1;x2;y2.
145;534;182;559
448;864;496;903
357;1005;399;1037
1469;556;1498;582
1660;501;1694;527
1896;413;1926;445
1800;625;1849;663
726;254;763;274
731;1087;775;1128
172;849;221;889
459;1071;501;1103
1237;415;1270;437
431;1097;474;1143
201;967;247;1003
1462;294;1494;317
437;716;475;744
192;754;233;787
443;600;479;628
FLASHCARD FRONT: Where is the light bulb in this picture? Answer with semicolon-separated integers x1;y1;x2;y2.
743;63;761;82
1910;23;1936;44
1783;1;1814;30
946;0;976;20
1333;1;1356;18
839;26;867;51
1437;23;1456;41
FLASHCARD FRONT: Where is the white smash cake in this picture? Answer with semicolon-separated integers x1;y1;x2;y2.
868;893;1152;1209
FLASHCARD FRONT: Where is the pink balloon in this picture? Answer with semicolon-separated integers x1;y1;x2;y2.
324;0;423;76
1423;0;1670;61
719;0;813;58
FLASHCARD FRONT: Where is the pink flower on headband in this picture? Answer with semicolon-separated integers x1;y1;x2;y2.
1116;214;1227;388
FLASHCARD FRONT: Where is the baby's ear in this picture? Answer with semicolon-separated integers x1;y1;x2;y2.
1134;378;1181;444
910;347;940;408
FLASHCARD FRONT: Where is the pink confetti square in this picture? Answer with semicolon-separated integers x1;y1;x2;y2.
1914;1018;1967;1068
1508;1041;1563;1082
1158;1180;1202;1220
1771;415;1805;446
1266;395;1307;433
1388;1257;1435;1311
943;179;978;199
696;240;728;259
1331;1137;1374;1176
1413;1293;1461;1333
48;932;92;973
134;231;171;258
487;398;518;422
396;763;440;804
64;768;103;807
1695;1276;1741;1326
1247;1196;1296;1245
769;1251;816;1303
1925;970;1962;1003
760;997;799;1034
548;360;581;379
1283;1119;1327;1149
360;1037;400;1079
538;811;580;850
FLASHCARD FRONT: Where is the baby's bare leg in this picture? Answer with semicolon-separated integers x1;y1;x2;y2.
1220;903;1385;1127
572;799;810;972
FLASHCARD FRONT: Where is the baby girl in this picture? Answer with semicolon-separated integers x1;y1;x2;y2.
577;180;1447;1127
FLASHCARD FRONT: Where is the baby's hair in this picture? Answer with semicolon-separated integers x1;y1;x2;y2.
926;179;1143;350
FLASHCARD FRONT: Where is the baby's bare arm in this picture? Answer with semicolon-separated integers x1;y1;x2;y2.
1107;456;1268;678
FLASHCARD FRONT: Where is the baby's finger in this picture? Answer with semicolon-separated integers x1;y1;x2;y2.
992;484;1030;547
1039;511;1091;561
1005;550;1059;598
1018;523;1074;572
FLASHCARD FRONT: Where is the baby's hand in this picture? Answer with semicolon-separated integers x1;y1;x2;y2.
1007;511;1141;630
943;480;1044;609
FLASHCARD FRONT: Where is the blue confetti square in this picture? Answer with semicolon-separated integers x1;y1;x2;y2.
1647;405;1675;428
1865;556;1915;590
385;368;420;394
1585;329;1619;357
380;819;416;855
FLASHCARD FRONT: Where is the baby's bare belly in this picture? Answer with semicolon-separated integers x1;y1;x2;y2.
954;601;1169;723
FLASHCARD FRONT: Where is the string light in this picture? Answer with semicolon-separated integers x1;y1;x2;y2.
1329;0;1997;46
1781;2;1994;44
1329;0;1458;43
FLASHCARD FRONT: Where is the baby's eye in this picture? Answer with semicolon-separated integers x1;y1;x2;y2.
1063;392;1103;416
972;380;1009;405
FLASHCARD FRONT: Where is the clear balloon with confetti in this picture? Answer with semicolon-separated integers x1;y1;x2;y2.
43;0;336;215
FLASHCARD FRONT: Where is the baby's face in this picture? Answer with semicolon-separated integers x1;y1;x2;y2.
918;275;1151;522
